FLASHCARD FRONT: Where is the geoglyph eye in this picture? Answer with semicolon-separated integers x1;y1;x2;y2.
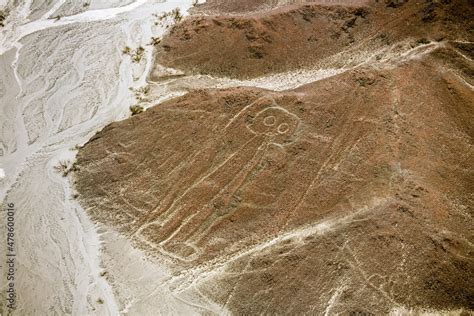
248;107;300;140
278;123;289;134
264;115;276;126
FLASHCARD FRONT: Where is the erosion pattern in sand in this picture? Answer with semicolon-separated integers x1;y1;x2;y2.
0;0;205;314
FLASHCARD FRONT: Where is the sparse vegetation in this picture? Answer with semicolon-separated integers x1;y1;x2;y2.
129;85;151;102
0;10;7;27
96;298;104;305
153;12;168;26
172;8;183;23
132;46;145;63
149;37;161;46
122;46;131;55
122;46;145;63
130;104;145;116
136;86;150;96
54;160;80;176
128;86;150;115
54;160;72;177
152;8;184;27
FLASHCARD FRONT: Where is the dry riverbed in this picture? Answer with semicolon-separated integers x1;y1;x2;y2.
0;0;202;314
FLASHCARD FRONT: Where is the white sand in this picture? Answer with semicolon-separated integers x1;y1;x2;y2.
0;0;207;314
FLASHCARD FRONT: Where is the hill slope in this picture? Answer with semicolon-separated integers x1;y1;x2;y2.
75;40;474;313
151;0;473;79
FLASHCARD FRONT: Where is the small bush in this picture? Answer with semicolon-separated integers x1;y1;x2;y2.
54;160;71;177
0;10;7;27
171;8;183;23
123;46;146;63
122;46;131;55
130;104;144;115
152;8;184;27
131;46;145;63
130;86;151;103
149;37;161;46
137;86;150;95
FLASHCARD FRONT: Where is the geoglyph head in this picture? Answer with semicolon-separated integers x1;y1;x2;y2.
247;107;301;144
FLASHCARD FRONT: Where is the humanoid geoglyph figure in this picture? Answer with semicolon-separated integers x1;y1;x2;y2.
135;99;302;261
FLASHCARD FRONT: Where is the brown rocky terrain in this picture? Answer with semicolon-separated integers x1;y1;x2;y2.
75;45;473;314
151;0;473;80
192;0;368;15
73;0;473;314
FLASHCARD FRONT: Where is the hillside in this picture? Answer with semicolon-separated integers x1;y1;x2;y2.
151;0;473;79
75;39;474;313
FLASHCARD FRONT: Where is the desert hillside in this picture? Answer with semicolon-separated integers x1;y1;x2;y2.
5;0;472;314
75;38;473;314
152;0;473;79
